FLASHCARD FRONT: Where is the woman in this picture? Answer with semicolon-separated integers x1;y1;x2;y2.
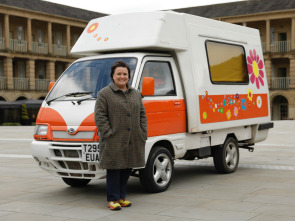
95;61;147;210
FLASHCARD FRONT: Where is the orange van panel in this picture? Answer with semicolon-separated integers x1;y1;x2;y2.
199;93;268;124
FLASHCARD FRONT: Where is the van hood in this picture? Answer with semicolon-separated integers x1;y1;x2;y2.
36;100;95;128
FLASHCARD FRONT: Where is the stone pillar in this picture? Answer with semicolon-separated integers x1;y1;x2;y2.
242;22;247;27
4;14;10;51
264;58;272;87
48;22;52;55
266;20;270;52
4;57;13;90
27;18;32;53
292;18;295;51
47;61;55;82
66;25;71;56
27;59;35;90
289;58;295;88
289;103;295;120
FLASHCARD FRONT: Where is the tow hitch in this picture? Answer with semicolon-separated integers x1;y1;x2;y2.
239;143;254;152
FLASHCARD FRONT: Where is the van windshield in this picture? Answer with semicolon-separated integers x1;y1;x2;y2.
46;57;137;102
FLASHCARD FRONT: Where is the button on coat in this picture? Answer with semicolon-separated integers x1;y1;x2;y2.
95;82;147;169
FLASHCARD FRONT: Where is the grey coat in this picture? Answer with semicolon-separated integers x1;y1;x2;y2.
94;82;147;169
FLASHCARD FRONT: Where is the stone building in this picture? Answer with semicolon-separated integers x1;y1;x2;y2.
176;0;295;120
0;0;105;124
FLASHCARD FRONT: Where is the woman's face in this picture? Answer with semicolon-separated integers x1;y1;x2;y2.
113;67;129;89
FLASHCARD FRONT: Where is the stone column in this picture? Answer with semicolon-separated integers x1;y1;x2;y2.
264;58;272;87
66;25;71;56
47;61;55;82
27;59;35;90
289;58;295;89
266;20;270;52
4;14;10;51
27;18;32;53
48;22;52;55
4;57;13;90
292;18;295;51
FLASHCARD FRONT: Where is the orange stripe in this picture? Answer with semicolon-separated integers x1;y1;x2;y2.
199;93;269;123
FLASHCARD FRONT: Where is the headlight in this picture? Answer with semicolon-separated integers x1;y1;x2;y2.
34;125;48;136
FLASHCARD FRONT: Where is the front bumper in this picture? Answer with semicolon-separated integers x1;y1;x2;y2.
31;140;106;179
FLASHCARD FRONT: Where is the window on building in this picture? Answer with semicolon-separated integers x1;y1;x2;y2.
0;23;2;39
270;27;275;45
38;63;46;79
0;60;3;77
56;32;62;48
206;41;248;84
37;29;44;47
73;34;79;45
17;26;24;43
140;61;176;96
18;61;26;78
56;63;64;79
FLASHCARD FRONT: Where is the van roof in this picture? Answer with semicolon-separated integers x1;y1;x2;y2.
71;11;257;55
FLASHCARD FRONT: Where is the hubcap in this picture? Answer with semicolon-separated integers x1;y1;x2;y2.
152;153;172;187
225;142;238;169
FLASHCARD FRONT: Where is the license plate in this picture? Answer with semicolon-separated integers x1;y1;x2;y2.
82;143;100;162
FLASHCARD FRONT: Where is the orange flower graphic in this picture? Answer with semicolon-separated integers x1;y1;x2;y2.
247;49;264;89
87;23;99;33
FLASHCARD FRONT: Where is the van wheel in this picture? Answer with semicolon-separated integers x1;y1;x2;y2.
139;147;174;193
62;178;91;187
213;137;239;174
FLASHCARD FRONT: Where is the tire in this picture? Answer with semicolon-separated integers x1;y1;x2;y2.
62;178;91;187
139;146;174;193
213;137;239;174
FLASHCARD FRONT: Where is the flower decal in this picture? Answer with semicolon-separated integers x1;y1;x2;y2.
247;49;264;89
226;109;231;120
87;23;99;33
257;96;262;108
220;107;224;114
234;106;238;117
203;112;207;119
247;88;253;101
223;99;227;106
241;98;247;110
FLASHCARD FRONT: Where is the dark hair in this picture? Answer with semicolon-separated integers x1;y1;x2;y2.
110;60;131;82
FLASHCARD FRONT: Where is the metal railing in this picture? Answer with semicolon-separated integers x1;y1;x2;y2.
0;76;6;90
270;77;293;89
35;79;50;91
32;42;49;54
52;44;67;56
13;78;29;90
261;41;291;53
10;39;28;53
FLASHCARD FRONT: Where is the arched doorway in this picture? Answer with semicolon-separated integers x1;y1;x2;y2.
272;95;288;120
0;96;6;101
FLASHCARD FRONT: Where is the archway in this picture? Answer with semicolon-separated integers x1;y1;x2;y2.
272;95;288;120
0;96;6;101
16;96;27;101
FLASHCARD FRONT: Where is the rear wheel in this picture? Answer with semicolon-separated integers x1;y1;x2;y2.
213;137;239;173
62;178;91;187
139;146;174;193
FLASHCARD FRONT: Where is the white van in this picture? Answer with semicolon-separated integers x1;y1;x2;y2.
31;11;273;192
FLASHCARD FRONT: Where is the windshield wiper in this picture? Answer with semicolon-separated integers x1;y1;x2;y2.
46;91;93;105
77;96;95;105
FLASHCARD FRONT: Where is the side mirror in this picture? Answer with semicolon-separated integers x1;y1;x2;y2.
141;77;154;96
48;82;55;92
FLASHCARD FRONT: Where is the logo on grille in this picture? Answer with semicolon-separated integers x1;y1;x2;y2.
68;128;75;134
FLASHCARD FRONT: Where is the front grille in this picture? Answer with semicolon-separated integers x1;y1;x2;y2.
49;143;99;178
52;131;95;139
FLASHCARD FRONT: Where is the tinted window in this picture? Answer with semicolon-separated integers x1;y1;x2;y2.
206;41;248;84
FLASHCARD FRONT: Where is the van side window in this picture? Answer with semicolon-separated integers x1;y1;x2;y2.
206;41;249;84
140;61;176;96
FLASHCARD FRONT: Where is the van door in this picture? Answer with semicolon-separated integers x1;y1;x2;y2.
137;56;186;137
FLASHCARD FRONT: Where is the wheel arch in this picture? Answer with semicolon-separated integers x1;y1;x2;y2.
151;140;175;158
